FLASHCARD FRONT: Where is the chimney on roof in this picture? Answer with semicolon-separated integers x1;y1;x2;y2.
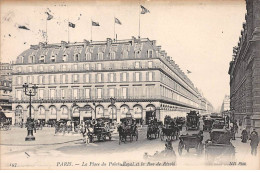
39;42;45;49
83;39;90;47
152;40;156;46
107;38;112;46
61;41;68;48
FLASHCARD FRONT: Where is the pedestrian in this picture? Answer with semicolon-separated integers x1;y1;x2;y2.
241;128;248;143
249;129;259;156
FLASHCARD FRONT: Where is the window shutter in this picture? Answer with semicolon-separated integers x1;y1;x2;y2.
152;72;155;81
127;73;129;82
95;74;97;83
146;72;149;81
139;72;142;81
65;75;68;83
133;72;136;82
108;73;111;82
101;74;104;83
120;73;123;82
113;73;116;82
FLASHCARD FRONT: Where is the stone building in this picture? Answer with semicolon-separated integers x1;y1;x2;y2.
220;95;230;113
11;37;212;125
228;0;260;132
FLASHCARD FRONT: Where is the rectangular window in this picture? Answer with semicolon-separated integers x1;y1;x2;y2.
86;53;91;60
97;63;102;70
73;64;78;70
98;53;103;60
50;75;55;84
135;62;140;68
122;73;127;82
39;89;44;99
61;89;65;99
50;89;55;99
17;90;22;100
110;52;115;59
28;66;33;72
135;72;140;82
148;50;153;58
49;65;55;72
148;61;153;68
97;88;102;99
17;76;22;85
73;88;78;99
61;65;67;71
73;74;78;83
84;64;90;70
62;75;66;84
27;76;32;84
109;73;114;82
122;88;127;98
135;51;140;58
85;74;90;83
109;88;115;97
148;72;153;81
97;74;102;83
85;88;90;99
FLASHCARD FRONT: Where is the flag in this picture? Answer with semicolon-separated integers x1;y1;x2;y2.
18;25;30;30
68;22;75;28
140;5;150;14
92;21;100;26
46;12;53;20
187;70;192;74
115;17;122;25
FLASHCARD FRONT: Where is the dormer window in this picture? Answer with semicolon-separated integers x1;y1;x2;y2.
18;56;24;63
135;50;141;58
148;50;153;58
122;50;128;59
39;55;45;63
51;55;56;62
109;52;116;60
86;52;92;60
28;55;35;63
63;54;68;62
74;53;80;61
98;52;103;60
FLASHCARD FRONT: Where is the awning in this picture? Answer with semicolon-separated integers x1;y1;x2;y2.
5;112;13;118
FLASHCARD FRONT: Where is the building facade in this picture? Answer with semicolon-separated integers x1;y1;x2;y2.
220;95;230;113
229;0;260;132
11;37;212;125
0;63;13;122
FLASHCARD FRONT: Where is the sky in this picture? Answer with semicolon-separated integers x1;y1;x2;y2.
0;0;246;111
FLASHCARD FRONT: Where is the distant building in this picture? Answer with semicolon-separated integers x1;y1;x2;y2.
220;95;230;113
12;37;211;125
0;63;13;123
228;0;260;132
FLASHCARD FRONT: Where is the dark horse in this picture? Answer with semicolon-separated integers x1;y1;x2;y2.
118;124;138;144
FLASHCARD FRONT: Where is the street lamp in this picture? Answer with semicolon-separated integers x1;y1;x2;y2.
23;83;38;141
93;102;96;120
110;97;116;123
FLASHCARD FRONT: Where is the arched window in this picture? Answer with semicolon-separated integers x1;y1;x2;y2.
86;52;92;60
98;52;103;60
109;52;116;59
50;106;57;115
61;106;68;115
122;50;128;59
39;106;45;115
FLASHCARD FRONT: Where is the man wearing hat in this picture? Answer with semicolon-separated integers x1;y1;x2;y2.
249;129;259;156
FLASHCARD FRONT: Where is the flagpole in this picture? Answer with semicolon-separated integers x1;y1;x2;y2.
114;17;116;41
46;18;48;43
91;19;93;42
138;3;141;38
68;21;70;43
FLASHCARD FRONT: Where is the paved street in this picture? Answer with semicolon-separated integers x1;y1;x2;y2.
0;121;259;169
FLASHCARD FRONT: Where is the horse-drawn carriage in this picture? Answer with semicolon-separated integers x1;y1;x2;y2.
85;117;112;143
178;131;204;155
146;118;160;139
211;118;226;129
0;111;11;131
118;117;138;144
186;111;200;130
205;129;235;164
176;117;185;131
160;116;180;141
203;118;214;131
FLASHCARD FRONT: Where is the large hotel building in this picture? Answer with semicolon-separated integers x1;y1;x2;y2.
11;37;213;125
229;0;260;132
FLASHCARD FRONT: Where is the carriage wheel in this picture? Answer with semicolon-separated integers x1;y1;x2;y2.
178;141;184;156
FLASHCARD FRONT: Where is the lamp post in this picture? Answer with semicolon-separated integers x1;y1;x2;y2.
23;83;38;141
93;103;96;120
110;97;116;123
